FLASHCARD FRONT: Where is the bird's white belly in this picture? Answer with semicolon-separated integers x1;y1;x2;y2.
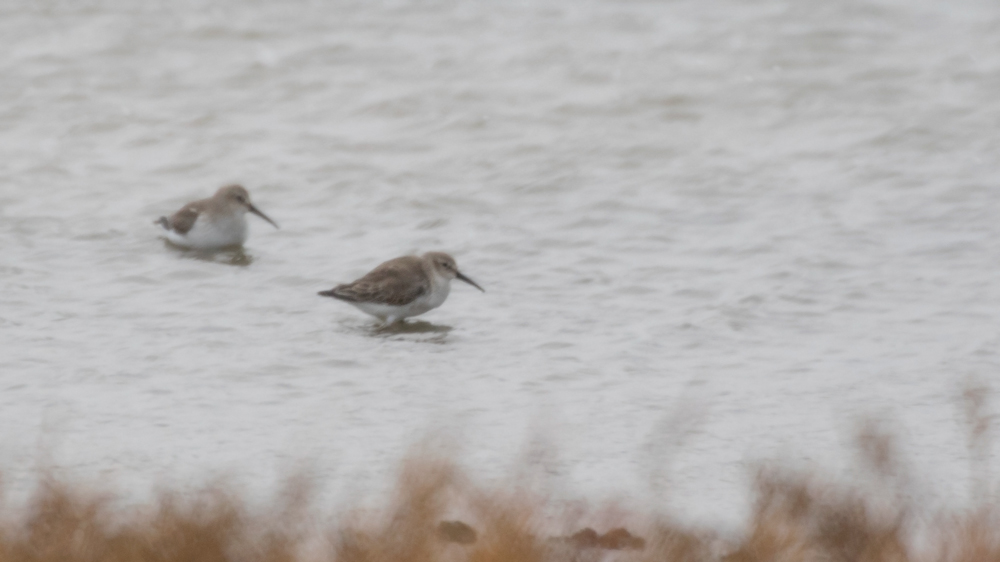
353;282;451;322
167;215;248;250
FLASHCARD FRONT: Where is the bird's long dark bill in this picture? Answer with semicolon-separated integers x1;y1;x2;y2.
456;271;485;292
248;204;280;229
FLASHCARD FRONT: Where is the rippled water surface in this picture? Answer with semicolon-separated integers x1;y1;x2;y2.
2;0;1000;525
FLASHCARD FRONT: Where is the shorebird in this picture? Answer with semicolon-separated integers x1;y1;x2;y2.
318;252;484;324
155;185;279;250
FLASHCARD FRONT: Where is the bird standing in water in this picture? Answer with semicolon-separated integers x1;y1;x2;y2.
318;252;484;325
156;184;278;250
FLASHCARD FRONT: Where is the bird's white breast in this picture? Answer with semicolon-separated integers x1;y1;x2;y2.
419;277;452;311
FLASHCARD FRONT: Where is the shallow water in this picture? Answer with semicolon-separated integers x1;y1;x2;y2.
2;0;1000;526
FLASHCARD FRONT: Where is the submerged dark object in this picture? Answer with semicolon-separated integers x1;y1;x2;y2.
438;520;477;544
568;527;646;550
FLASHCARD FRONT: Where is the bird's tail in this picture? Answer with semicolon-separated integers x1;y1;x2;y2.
318;287;355;301
154;216;170;230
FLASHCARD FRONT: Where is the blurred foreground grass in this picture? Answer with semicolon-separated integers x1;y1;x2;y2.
1;383;997;562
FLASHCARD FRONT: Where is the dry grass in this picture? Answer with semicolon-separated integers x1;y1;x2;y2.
0;382;996;562
0;453;994;562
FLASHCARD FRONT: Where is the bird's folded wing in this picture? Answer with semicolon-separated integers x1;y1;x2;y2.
167;203;203;234
335;262;428;306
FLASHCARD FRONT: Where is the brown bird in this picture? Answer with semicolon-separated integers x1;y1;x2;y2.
318;252;484;324
156;185;278;249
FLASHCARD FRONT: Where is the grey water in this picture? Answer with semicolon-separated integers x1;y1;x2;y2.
2;0;1000;527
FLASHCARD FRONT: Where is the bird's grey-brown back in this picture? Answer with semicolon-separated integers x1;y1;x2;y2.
159;198;209;235
323;256;431;306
